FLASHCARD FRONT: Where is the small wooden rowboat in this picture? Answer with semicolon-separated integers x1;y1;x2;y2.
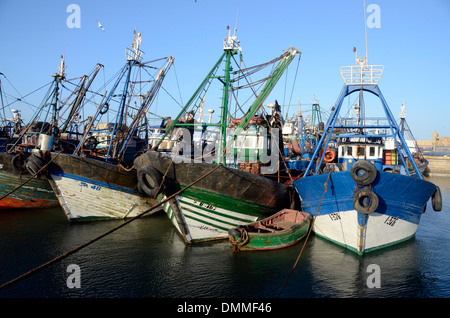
228;209;312;252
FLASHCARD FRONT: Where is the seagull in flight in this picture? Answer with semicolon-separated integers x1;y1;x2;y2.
97;20;105;31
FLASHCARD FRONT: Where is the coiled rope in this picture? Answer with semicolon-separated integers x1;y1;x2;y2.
228;228;249;253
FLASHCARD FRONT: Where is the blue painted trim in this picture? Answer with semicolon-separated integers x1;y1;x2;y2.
294;171;436;224
48;170;135;194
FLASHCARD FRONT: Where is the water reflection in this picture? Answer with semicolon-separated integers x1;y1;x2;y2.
0;177;449;298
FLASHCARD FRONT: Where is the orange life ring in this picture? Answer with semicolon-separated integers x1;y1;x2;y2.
323;148;336;163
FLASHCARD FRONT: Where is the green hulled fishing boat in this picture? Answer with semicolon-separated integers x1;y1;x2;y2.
134;27;301;243
228;209;311;251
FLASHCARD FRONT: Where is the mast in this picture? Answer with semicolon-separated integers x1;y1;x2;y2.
61;63;103;133
229;46;300;145
153;52;225;150
302;48;423;179
74;30;174;164
116;55;174;162
217;26;240;164
154;27;299;167
7;56;67;153
50;55;66;139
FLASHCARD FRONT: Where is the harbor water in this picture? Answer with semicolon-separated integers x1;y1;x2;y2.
1;176;449;300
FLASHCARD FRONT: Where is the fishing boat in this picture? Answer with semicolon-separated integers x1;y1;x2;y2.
281;96;324;182
0;76;14;153
228;209;311;251
134;27;300;243
0;59;102;210
293;48;442;255
46;30;175;221
398;102;429;175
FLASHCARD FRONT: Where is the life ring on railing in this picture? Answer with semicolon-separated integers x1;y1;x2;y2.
11;153;26;171
353;188;379;214
173;128;183;140
350;160;377;185
25;154;45;176
323;148;336;163
432;186;442;212
137;166;162;198
99;102;109;115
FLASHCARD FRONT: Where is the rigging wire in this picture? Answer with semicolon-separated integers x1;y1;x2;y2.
286;54;302;115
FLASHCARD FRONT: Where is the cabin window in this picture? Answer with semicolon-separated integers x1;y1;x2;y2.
347;146;353;156
341;146;345;157
357;146;365;156
244;138;254;148
369;146;375;157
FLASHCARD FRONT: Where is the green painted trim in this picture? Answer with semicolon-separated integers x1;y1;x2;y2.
314;232;416;255
179;185;276;217
182;212;230;232
230;222;310;251
178;198;255;223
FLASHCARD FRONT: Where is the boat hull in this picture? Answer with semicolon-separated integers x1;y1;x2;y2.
134;151;292;243
294;170;437;254
228;209;312;251
47;153;158;221
0;152;59;210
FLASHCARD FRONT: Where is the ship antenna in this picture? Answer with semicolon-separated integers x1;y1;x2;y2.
363;0;368;63
234;8;238;36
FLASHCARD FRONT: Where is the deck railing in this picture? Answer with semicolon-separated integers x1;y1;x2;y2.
340;64;384;85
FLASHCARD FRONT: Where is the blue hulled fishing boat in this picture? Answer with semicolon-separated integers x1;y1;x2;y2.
293;49;442;254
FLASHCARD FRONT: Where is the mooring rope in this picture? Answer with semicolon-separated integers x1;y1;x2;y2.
0;163;222;291
228;228;249;253
277;170;331;297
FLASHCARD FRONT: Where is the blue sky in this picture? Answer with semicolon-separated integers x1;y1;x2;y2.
0;0;449;140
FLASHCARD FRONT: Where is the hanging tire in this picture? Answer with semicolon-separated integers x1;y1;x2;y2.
228;228;242;238
432;186;442;212
350;160;377;185
353;188;379;214
11;153;26;171
25;154;45;176
137;166;162;198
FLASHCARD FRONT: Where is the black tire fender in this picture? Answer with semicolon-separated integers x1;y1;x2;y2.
432;186;442;212
350;160;377;185
25;154;45;176
353;188;379;214
228;228;242;238
11;153;26;171
137;166;162;197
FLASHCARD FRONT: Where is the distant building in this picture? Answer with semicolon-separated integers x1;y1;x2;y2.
417;131;450;156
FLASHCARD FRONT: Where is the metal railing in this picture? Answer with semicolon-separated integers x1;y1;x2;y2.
340;64;384;85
